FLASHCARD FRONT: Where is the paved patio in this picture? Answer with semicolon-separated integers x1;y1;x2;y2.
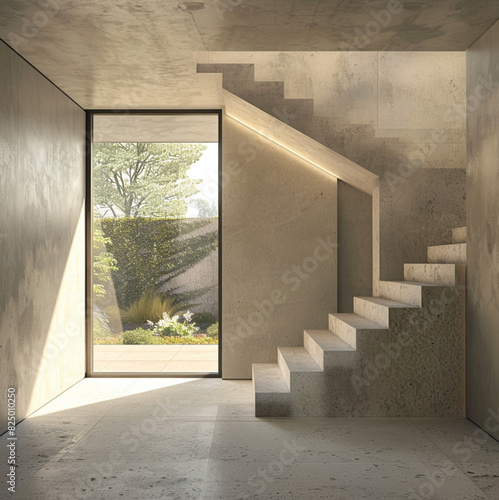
93;344;219;373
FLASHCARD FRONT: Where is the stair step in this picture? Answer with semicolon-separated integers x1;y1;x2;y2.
428;243;466;263
379;280;428;306
304;330;355;370
278;347;322;387
379;280;444;306
354;297;418;328
329;313;386;349
253;363;289;393
196;63;255;81
224;80;284;97
452;227;467;244
252;363;292;417
404;263;465;285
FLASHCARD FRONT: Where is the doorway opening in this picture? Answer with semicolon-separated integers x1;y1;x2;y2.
86;111;221;376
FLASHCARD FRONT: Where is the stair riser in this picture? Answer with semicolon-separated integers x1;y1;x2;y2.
304;333;324;369
277;349;291;386
404;263;456;285
427;244;466;264
303;334;356;370
328;315;357;349
378;281;422;307
353;297;390;327
404;263;466;285
452;227;467;244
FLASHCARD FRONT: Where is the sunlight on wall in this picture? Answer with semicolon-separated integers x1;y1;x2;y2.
27;204;86;416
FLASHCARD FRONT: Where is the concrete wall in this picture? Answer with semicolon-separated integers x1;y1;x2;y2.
201;52;467;311
0;41;86;433
222;116;337;379
466;21;499;441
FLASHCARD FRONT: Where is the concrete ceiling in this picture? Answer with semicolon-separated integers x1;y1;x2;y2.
0;0;498;109
93;113;219;142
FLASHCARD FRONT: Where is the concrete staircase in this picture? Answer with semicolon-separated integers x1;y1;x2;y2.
197;62;379;145
198;63;315;131
253;228;466;417
198;62;466;417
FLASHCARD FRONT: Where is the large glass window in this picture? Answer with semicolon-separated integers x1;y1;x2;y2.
90;113;219;375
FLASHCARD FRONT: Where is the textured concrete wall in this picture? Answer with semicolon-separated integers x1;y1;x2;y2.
202;51;467;310
0;41;86;433
222;117;337;379
467;21;499;441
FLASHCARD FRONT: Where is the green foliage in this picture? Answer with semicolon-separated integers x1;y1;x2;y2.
93;142;206;218
206;322;219;340
157;335;217;345
100;217;218;308
120;289;186;323
190;199;218;217
93;218;118;298
150;312;199;338
93;306;113;338
98;330;217;345
123;329;154;345
94;335;124;345
192;312;217;325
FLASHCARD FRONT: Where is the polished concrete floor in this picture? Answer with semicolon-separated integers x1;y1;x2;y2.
2;378;499;499
93;345;219;373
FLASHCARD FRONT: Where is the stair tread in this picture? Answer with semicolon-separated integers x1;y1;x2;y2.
404;262;458;268
382;280;447;287
356;296;419;309
331;313;386;330
253;363;289;393
279;347;323;372
428;243;466;250
305;330;355;351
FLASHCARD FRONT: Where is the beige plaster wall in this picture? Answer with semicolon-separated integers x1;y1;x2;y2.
466;19;499;441
0;41;86;433
222;116;337;379
202;51;467;310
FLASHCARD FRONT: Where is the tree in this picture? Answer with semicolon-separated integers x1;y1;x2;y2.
93;142;206;218
100;217;218;309
190;198;218;218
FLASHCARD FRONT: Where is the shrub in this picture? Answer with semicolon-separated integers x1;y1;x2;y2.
94;331;217;345
149;312;199;337
94;335;124;345
120;289;186;323
206;322;218;340
192;312;217;325
100;217;218;308
156;336;217;345
123;329;154;344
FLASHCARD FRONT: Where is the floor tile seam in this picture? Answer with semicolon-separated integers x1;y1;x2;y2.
407;417;493;495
